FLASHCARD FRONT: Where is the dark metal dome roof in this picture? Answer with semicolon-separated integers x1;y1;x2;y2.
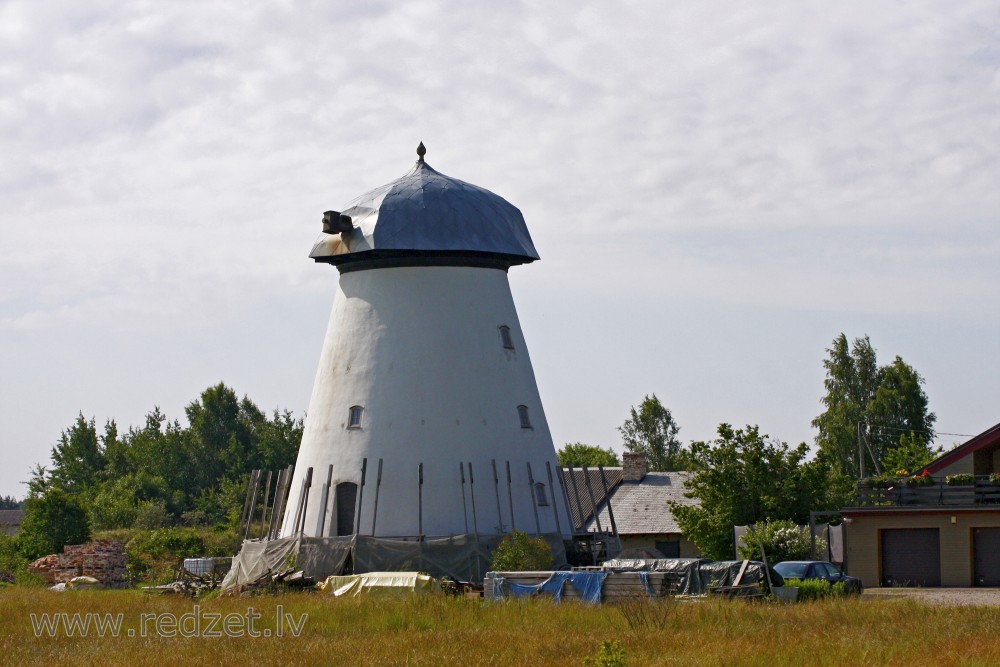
310;151;539;269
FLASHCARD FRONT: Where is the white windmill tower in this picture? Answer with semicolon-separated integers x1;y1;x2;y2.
280;144;572;542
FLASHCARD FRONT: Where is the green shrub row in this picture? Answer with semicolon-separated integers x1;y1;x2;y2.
784;578;848;601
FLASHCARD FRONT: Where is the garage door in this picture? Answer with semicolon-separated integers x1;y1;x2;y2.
974;528;1000;586
881;528;940;587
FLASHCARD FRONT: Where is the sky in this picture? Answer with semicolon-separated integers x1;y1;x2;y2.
2;1;999;497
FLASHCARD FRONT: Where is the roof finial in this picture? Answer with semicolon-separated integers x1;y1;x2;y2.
416;141;426;162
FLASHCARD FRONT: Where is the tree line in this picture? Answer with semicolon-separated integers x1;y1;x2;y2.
557;333;939;560
10;333;937;563
12;383;301;560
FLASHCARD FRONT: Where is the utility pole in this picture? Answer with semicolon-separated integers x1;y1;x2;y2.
858;422;865;481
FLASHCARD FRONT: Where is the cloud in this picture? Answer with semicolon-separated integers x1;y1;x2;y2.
1;0;999;492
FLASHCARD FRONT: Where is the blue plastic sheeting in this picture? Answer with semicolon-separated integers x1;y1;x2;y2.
566;571;607;603
637;571;656;597
492;571;608;604
507;572;572;602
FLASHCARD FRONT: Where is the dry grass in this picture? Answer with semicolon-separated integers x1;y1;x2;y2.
3;587;1000;666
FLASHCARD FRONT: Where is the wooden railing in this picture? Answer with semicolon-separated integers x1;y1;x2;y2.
855;477;1000;507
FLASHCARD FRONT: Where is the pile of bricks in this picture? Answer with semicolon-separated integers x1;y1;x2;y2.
28;540;128;588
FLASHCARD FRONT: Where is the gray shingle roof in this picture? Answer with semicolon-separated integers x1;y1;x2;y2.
585;472;699;535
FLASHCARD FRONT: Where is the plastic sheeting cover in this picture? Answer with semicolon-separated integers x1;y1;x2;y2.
490;571;608;604
222;533;567;591
221;536;354;590
601;558;783;595
318;572;440;597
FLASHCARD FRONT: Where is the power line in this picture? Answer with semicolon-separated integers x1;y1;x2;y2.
861;423;974;438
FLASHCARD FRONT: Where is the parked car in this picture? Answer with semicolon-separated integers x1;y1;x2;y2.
773;560;863;594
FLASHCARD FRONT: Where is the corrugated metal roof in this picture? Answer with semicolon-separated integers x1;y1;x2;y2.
310;154;539;264
585;472;699;535
559;467;624;531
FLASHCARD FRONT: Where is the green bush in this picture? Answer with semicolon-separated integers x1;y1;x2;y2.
127;528;206;560
583;640;628;667
0;534;42;585
785;578;848;601
118;526;238;584
18;488;91;560
489;531;553;572
89;472;173;530
738;519;824;563
133;501;173;530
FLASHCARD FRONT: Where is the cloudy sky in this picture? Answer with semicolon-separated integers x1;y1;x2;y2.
2;1;999;496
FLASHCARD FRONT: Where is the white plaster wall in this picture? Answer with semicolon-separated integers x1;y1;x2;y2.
281;265;572;538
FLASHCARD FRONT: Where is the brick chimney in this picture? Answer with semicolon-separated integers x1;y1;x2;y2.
623;451;647;482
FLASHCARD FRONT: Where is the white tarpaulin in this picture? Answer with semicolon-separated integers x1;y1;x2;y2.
318;572;440;597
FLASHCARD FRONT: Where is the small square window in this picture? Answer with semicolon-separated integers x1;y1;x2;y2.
348;405;363;429
499;325;514;350
534;482;548;506
517;405;532;429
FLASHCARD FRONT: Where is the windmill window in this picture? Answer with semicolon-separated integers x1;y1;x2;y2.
348;405;364;429
499;325;514;350
517;405;532;429
534;482;548;506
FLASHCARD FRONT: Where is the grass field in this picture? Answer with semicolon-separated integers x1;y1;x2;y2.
3;587;1000;666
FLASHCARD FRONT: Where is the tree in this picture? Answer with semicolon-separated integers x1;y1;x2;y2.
0;495;22;510
18;487;91;559
48;414;108;494
618;394;684;471
671;424;843;560
558;443;620;468
813;334;936;479
27;383;303;530
881;432;942;476
489;530;553;571
737;519;825;562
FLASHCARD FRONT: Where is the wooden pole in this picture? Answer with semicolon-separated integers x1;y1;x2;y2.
238;469;259;541
370;458;383;536
265;468;283;539
418;462;424;539
526;462;541;535
505;460;516;532
265;468;282;539
298;467;314;535
355;458;367;536
597;465;618;536
468;462;480;537
316;466;333;537
242;470;262;542
491;459;504;533
290;479;305;538
546;461;563;536
582;466;603;533
258;470;273;539
460;462;469;535
469;461;482;581
272;465;294;539
567;467;586;532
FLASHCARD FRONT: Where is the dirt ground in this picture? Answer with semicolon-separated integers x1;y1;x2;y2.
865;587;1000;606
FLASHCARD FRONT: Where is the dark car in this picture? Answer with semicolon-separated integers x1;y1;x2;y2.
773;560;863;594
